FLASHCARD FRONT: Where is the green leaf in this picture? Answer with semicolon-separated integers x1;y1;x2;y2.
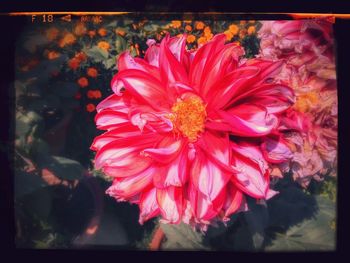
85;46;109;62
115;35;127;53
15;171;48;198
160;222;210;250
38;156;84;181
103;58;117;69
265;196;336;251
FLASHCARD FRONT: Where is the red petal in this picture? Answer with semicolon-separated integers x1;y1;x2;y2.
106;167;155;199
207;66;260;110
217;104;278;137
189;34;226;91
153;143;189;188
222;182;243;219
139;188;160;224
190;148;231;202
188;182;226;221
200;43;244;98
94;109;129;131
118;51;161;80
231;144;269;199
111;69;172;111
197;131;233;172
156;186;183;224
159;34;189;86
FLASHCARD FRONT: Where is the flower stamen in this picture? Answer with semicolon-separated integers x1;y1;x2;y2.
168;96;207;142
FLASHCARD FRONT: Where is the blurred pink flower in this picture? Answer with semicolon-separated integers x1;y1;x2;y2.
91;34;294;229
258;20;335;74
277;109;337;187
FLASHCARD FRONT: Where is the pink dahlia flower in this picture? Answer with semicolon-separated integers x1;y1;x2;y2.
276;109;337;187
91;34;294;229
258;20;335;73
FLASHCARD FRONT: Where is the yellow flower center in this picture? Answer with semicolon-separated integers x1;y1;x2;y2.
168;97;207;142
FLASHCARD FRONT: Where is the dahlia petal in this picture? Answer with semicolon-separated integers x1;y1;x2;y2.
156;186;183;224
128;106;173;133
167;34;187;63
189;34;226;90
244;85;295;114
188;182;226;221
106;167;155;199
95;110;129;130
243;59;284;86
231;145;269;199
217;105;278;137
200;43;244;97
207;66;260;109
197;131;233;172
96;93;131;113
266;188;279;200
118;51;161;80
143;136;183;164
144;43;160;67
159;34;189;86
153;144;189;188
261;135;293;163
94;133;160;169
111;69;171;110
191;149;230;202
90;123;142;151
222;182;243;219
139;188;160;224
102;157;152;178
231;141;269;174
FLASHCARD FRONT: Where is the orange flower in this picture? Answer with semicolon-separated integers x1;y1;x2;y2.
94;90;102;99
47;51;60;60
184;20;192;24
88;30;96;38
115;28;126;36
185;25;192;32
224;30;234;41
77;77;89;88
86;103;96;112
195;21;205;30
59;33;76;48
197;36;207;45
239;29;247;39
87;90;102;99
228;24;239;35
171;20;181;28
186;34;196;44
249;20;256;24
97;41;110;51
247;26;256;35
75;51;87;62
204;26;211;35
87;67;98;78
46;27;59;41
74;23;87;36
68;58;80;70
98;28;108;37
240;20;247;25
